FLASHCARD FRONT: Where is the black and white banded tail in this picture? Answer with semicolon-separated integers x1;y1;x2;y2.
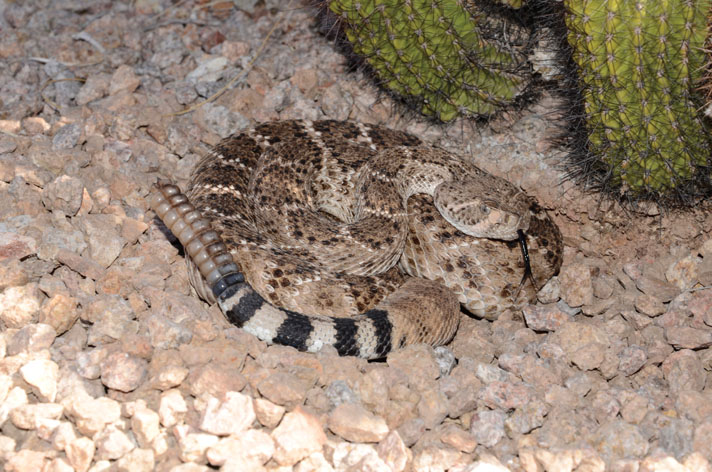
150;181;398;359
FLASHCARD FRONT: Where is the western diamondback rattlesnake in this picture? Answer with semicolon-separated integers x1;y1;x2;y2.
150;120;563;359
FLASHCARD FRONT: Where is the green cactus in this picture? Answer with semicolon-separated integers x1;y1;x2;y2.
563;0;712;200
328;0;534;121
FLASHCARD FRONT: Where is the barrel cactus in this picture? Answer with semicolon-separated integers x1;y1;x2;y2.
327;0;535;121
561;0;712;202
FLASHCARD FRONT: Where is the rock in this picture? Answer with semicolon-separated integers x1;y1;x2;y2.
271;406;327;466
558;263;594;307
145;314;192;350
149;364;188;390
480;380;533;411
387;344;441;386
9;403;63;429
412;445;462;472
417;388;449;430
523;303;570;331
187;363;247;399
19;358;58;401
683;452;712;472
617;345;648;376
505;399;548;435
176;426;219;463
4;449;49;472
550;322;610;371
590;420;648;461
50;421;78;451
257;371;311;408
332;443;390;472
78;214;125;268
48;458;74;472
206;429;274;467
693;422;712;462
42;175;84;216
676;391;712;423
130;407;160;448
37;226;87;263
440;424;478;453
186;57;228;83
328;402;389;443
662;349;705;392
470;409;506;448
76;73;110;105
7;323;56;355
66;436;95;472
158;389;188;427
52;123;81;151
95;424;135;460
665;326;712;349
109;65;141;96
636;276;679;303
68;396;121;436
0;387;28;425
659;417;694;458
377;431;409;472
39;293;79;335
254;398;285;429
199;391;256;436
100;351;147;392
634;293;666;317
116;448;155;472
0;283;42;328
0;231;36;261
666;255;699;291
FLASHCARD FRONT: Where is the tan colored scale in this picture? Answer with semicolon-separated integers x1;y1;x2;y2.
185;120;562;344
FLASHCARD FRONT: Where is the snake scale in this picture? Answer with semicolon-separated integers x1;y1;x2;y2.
150;120;563;359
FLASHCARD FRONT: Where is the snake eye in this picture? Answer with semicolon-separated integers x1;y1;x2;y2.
480;205;490;214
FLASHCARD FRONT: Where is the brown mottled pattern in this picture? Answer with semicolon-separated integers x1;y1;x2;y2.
184;119;562;348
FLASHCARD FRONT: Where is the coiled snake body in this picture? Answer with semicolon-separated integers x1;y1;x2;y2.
150;120;562;359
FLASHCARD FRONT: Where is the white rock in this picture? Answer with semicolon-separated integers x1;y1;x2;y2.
69;395;122;436
20;358;59;401
47;457;74;472
186;57;228;83
51;421;78;451
0;284;41;328
0;434;17;461
159;388;187;427
271;406;327;466
199;391;256;436
131;407;160;447
333;443;390;471
178;429;219;463
94;424;135;461
0;387;28;424
0;374;12;404
36;417;61;440
206;429;274;466
116;447;155;472
66;436;95;472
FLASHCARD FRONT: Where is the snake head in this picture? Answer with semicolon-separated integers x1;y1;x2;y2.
433;181;530;241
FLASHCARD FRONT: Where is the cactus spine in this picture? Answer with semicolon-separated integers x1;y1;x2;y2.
563;0;712;200
328;0;533;121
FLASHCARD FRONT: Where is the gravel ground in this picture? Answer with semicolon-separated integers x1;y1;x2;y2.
2;1;712;471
